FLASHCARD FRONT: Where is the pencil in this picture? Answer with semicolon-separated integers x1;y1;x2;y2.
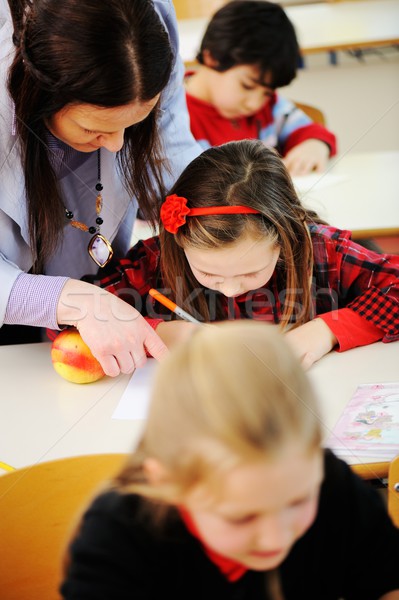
148;288;201;325
0;461;15;472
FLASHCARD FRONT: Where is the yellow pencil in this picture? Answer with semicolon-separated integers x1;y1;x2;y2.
0;461;15;472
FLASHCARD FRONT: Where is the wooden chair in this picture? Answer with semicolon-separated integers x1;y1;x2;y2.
388;455;399;527
173;0;226;20
294;101;326;126
0;454;127;600
352;457;399;528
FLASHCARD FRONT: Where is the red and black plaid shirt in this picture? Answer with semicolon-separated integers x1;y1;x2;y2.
93;225;399;352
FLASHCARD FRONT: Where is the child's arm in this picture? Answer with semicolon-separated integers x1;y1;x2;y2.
283;139;330;176
311;226;399;354
284;318;337;369
285;226;399;367
271;96;336;174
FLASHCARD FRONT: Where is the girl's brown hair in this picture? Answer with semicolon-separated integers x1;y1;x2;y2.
7;0;173;273
114;320;322;504
160;139;326;328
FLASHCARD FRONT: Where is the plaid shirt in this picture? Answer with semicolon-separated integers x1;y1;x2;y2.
95;225;399;352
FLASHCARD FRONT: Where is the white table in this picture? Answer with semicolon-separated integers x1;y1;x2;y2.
133;152;399;241
294;151;399;238
0;339;398;472
177;0;399;65
0;343;140;471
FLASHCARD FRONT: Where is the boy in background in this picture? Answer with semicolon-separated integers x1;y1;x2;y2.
185;0;337;176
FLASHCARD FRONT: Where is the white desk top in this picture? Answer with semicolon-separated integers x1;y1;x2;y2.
178;0;399;64
307;341;399;467
1;339;398;471
0;344;140;470
133;151;399;241
294;151;399;237
286;0;399;54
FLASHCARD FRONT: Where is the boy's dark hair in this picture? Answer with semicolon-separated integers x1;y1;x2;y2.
197;0;300;88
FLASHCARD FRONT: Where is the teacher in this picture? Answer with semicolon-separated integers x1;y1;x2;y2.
0;0;201;375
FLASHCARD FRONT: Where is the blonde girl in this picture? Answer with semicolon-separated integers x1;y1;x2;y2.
95;139;399;368
61;321;399;599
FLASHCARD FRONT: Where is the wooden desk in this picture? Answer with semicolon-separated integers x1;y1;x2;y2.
0;339;398;472
294;151;399;238
177;0;399;65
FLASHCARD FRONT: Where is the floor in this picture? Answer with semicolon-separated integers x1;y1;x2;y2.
282;47;399;154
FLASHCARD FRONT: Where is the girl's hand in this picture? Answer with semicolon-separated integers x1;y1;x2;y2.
283;139;330;176
155;320;200;349
57;279;168;377
284;318;337;370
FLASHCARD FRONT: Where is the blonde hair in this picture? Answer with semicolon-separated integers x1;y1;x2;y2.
115;321;322;503
159;140;326;328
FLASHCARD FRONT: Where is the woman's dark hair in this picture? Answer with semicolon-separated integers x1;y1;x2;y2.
197;0;300;88
160;140;326;327
7;0;173;272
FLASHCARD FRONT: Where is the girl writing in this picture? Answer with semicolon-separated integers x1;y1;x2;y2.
94;139;399;368
61;321;399;598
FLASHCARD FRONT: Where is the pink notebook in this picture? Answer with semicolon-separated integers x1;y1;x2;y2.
326;382;399;461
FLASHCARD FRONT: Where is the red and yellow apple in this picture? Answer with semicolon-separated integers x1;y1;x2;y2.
51;328;105;384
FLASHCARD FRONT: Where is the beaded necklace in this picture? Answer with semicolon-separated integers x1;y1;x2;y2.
65;149;113;267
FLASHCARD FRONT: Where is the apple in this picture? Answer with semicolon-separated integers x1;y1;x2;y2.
51;328;105;384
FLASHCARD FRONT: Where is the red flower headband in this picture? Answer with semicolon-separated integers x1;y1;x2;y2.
160;194;260;234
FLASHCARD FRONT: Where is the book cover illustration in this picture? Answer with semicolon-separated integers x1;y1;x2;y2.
326;382;399;459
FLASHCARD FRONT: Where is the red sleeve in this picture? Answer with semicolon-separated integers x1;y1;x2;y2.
318;308;383;352
283;123;337;156
311;226;399;350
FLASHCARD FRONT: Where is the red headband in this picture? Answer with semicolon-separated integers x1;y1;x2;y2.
160;194;260;234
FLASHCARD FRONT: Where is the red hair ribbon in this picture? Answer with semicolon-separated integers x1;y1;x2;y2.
160;194;260;234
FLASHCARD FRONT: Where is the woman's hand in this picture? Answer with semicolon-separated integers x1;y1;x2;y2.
284;318;337;370
283;139;330;176
57;279;168;377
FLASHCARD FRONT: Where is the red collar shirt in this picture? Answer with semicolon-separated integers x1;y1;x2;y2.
185;81;337;158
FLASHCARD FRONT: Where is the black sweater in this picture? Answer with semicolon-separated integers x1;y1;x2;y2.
61;451;399;599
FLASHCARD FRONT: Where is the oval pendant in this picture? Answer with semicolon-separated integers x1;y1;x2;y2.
88;233;113;267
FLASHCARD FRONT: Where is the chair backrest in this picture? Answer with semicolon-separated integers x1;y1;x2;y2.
173;0;226;19
0;453;127;600
295;101;326;125
388;455;399;527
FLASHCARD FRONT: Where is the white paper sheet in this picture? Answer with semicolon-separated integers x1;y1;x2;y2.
112;359;158;420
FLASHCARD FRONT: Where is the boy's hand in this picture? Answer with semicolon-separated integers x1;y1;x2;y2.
283;139;330;176
284;318;337;370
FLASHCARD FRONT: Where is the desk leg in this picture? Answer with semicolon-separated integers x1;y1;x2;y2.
328;50;338;65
